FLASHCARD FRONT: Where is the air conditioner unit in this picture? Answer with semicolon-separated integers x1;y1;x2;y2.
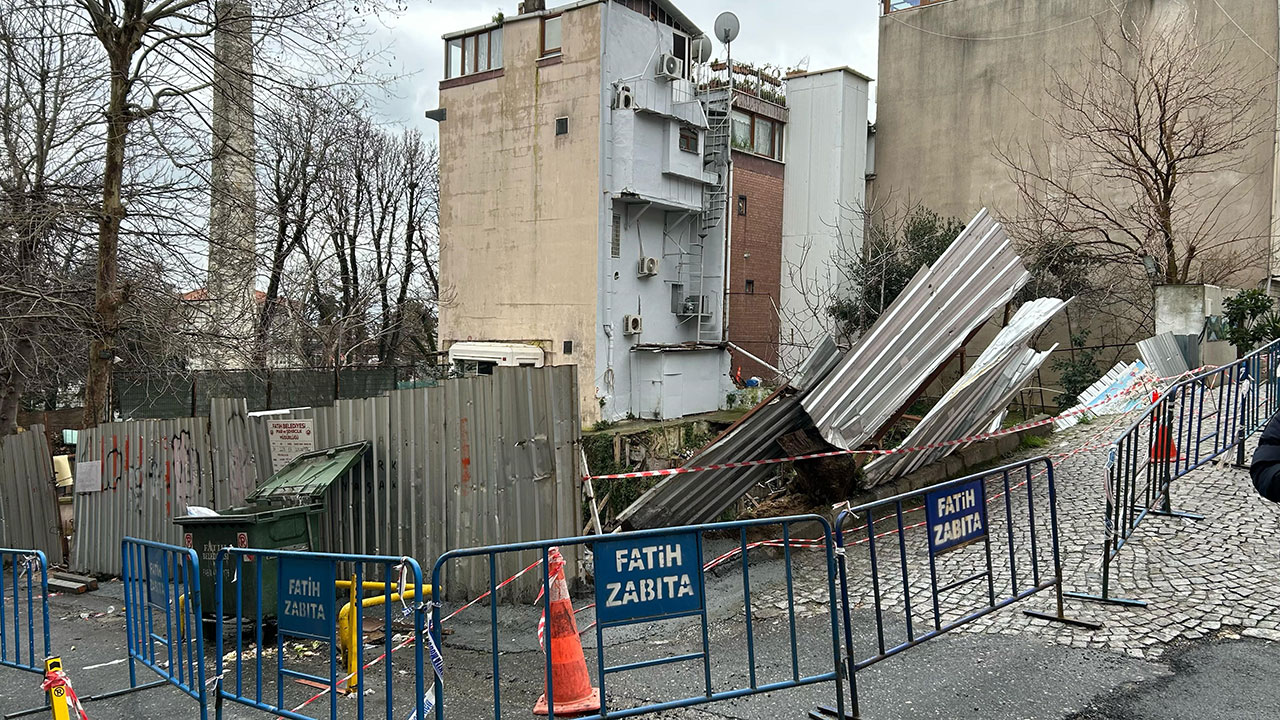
614;84;634;110
680;295;713;318
637;256;659;277
657;53;684;81
623;314;643;335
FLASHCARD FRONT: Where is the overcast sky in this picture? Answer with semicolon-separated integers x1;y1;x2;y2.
369;0;881;140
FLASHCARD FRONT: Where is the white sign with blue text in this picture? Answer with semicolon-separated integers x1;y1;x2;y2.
925;478;988;556
277;556;336;641
594;532;703;624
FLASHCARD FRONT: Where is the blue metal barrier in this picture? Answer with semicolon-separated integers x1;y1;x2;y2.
0;549;50;676
836;458;1097;719
214;548;427;720
1065;338;1280;607
109;538;210;719
429;514;846;720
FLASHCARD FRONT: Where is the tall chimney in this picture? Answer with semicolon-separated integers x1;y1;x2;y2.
207;0;258;369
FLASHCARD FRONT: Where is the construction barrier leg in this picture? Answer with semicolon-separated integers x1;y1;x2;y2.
40;658;87;720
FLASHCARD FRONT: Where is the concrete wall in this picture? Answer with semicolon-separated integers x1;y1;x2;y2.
1155;284;1237;367
437;5;604;422
597;2;729;421
875;0;1279;290
728;151;785;380
780;68;871;374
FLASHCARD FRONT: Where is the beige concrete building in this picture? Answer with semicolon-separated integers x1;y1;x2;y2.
874;0;1280;290
436;1;732;425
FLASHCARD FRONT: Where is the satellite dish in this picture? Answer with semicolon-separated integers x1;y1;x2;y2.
713;12;740;44
691;34;713;63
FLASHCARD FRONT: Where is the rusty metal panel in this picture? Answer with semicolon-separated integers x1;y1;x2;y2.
210;397;258;509
0;426;61;560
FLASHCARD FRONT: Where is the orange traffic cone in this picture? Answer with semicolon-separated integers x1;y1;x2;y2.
1150;406;1179;461
533;547;601;717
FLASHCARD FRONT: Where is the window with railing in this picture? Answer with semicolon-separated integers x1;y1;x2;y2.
445;26;503;79
883;0;949;14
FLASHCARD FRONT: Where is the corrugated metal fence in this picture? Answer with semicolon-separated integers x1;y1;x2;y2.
73;416;219;576
244;366;583;598
0;426;62;561
74;367;582;596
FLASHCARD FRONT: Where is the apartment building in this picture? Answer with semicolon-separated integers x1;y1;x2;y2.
435;0;874;423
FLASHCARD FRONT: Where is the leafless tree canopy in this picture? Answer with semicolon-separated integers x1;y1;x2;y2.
257;86;440;371
1000;6;1270;335
0;0;437;434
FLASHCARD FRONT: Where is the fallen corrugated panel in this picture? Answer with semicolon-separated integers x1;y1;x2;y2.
0;426;63;561
791;336;843;391
1138;332;1191;380
863;298;1067;484
616;338;844;530
1054;361;1149;431
802;208;1031;450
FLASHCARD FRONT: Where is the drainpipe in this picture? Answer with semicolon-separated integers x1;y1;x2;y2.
600;2;615;415
720;40;734;343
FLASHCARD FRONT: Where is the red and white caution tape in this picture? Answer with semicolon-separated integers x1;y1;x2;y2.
584;365;1210;483
42;669;89;720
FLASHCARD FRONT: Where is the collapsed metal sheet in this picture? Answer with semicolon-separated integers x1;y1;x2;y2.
1054;361;1149;431
1138;332;1191;380
864;298;1066;483
616;338;844;530
802;208;1031;450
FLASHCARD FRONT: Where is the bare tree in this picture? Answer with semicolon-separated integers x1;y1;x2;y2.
67;0;404;426
0;1;102;434
256;87;440;372
1000;7;1270;321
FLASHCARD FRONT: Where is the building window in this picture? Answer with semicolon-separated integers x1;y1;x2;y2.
671;31;690;79
745;279;754;294
563;340;574;354
556;117;569;135
612;0;693;34
542;15;562;56
678;127;698;153
731;109;783;161
444;26;503;79
753;116;774;157
611;213;622;258
731;111;752;150
883;0;947;14
670;283;685;314
737;194;747;216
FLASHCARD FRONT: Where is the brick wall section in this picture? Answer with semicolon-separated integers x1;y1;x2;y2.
727;150;784;381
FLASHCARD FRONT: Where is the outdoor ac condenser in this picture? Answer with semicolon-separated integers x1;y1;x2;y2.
623;314;643;335
615;84;634;110
637;256;659;276
657;54;684;81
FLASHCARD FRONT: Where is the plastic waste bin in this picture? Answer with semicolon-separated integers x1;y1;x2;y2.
175;441;370;619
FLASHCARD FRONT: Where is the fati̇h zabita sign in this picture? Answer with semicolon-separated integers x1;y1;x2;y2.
925;478;988;556
593;532;704;625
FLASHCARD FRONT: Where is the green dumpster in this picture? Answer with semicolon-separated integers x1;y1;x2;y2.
175;441;370;618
